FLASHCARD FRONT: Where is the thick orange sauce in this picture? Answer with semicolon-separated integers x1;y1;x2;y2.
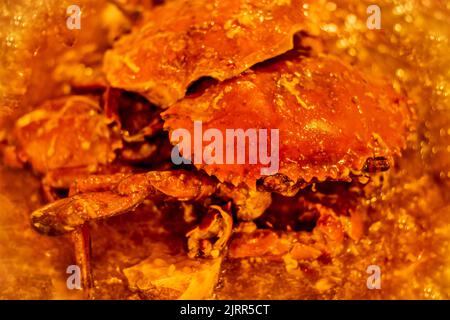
0;0;449;299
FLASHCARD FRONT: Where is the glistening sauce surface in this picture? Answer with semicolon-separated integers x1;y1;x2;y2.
0;0;448;299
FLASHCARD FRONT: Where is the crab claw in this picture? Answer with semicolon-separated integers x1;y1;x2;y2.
31;190;149;235
31;197;88;235
30;170;218;236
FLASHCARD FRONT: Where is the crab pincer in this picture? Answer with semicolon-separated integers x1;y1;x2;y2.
31;170;217;235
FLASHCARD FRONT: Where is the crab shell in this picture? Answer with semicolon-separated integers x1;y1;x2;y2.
103;0;320;107
162;54;413;188
13;96;121;175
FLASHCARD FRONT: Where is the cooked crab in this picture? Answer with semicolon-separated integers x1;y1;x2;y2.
22;0;413;297
103;0;320;107
30;52;412;257
162;53;413;192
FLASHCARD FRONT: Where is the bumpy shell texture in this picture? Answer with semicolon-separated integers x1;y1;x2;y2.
162;54;413;188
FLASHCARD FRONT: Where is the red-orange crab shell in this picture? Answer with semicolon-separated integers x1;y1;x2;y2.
103;0;319;107
162;54;413;188
13;96;121;174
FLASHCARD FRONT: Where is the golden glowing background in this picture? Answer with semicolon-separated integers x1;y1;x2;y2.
0;0;449;299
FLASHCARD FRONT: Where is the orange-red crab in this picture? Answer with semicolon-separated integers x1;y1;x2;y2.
25;0;413;296
25;55;412;298
31;53;412;255
103;0;321;107
163;53;413;192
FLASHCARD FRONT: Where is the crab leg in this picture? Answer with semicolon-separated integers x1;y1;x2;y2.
32;170;219;295
31;170;217;236
68;173;129;196
71;224;93;297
